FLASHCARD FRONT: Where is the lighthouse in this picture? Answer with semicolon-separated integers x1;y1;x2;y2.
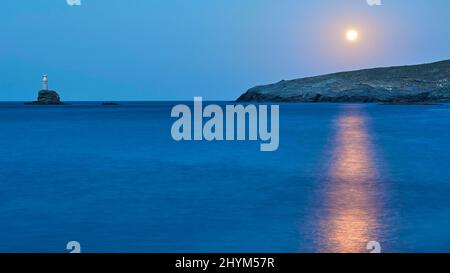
32;74;61;105
42;75;48;91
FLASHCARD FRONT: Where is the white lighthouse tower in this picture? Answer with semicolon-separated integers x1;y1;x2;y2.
42;75;48;90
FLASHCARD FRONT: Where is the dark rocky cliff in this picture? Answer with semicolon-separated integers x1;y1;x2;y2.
237;60;450;103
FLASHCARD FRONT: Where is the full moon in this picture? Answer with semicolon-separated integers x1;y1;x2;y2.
346;30;359;42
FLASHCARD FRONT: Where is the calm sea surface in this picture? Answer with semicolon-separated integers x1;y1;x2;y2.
0;102;449;253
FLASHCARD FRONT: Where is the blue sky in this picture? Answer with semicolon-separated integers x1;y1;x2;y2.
1;0;450;101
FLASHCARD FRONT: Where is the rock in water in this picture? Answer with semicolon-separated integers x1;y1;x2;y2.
236;60;450;103
32;90;62;105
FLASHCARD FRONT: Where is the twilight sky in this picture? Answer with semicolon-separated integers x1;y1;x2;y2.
1;0;449;101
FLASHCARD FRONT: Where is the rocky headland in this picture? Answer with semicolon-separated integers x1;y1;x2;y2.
237;60;450;103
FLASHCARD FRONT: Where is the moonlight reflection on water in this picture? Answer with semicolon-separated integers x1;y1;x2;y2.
319;105;384;253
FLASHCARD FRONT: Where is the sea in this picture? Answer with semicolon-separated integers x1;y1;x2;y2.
0;102;449;253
